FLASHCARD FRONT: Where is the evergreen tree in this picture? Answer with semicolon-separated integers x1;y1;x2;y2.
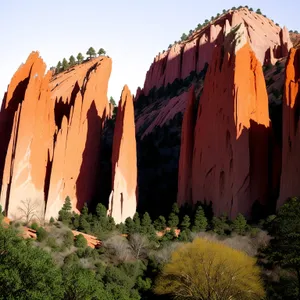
62;58;69;71
266;197;300;299
153;216;166;231
58;196;72;224
133;212;141;233
86;47;96;58
231;213;247;235
69;55;76;67
109;96;116;106
256;8;262;14
180;33;188;41
98;48;106;56
180;215;191;231
74;234;88;248
168;213;179;228
77;52;84;64
168;44;172;49
141;212;152;229
0;226;64;299
79;203;91;233
96;203;107;219
222;9;227;14
192;206;208;232
171;203;180;214
212;215;230;235
56;61;62;73
125;217;135;235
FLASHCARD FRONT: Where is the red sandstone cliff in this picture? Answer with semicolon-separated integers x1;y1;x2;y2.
140;8;292;97
178;24;270;218
278;48;300;207
45;56;112;219
108;85;137;223
0;52;113;221
177;86;196;206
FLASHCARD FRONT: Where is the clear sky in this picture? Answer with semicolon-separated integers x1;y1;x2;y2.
0;0;299;103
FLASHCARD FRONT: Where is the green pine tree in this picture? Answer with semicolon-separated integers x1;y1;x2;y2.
76;52;84;64
98;48;106;56
56;61;62;73
58;196;72;224
231;213;247;235
154;216;166;231
168;213;179;228
62;58;69;71
180;215;191;231
86;47;96;58
69;55;76;67
192;206;208;232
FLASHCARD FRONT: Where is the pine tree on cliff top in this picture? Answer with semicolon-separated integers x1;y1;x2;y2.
86;47;96;58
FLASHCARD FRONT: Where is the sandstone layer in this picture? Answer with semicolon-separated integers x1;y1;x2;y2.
178;24;270;218
108;85;137;223
278;48;300;207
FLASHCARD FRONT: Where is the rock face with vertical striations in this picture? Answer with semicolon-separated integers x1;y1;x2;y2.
45;56;112;219
108;85;137;223
140;8;292;98
178;23;270;218
177;86;197;207
278;48;300;208
0;52;113;221
0;52;54;220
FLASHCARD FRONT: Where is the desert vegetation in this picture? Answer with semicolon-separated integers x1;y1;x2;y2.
1;195;300;299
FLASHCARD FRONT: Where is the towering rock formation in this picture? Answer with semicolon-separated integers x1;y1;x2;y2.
0;52;54;219
0;52;113;221
45;56;112;219
140;8;292;98
108;85;137;223
178;23;270;218
278;48;300;207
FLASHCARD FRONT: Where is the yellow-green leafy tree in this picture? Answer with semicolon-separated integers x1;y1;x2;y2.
154;238;265;300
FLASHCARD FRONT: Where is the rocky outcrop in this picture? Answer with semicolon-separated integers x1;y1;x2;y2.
0;52;53;219
108;85;137;223
0;52;113;221
178;24;270;218
140;8;292;97
278;48;300;207
45;57;112;219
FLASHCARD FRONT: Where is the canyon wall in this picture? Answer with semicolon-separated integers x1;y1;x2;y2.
190;24;270;218
278;48;300;207
140;8;292;98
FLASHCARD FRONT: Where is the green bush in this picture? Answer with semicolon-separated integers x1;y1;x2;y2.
74;234;88;248
36;227;48;242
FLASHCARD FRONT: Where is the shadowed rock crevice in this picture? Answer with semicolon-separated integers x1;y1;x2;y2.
76;101;102;210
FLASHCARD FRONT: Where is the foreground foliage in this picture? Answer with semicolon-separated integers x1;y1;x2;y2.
154;238;265;300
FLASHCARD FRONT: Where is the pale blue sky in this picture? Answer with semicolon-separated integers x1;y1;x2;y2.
0;0;298;102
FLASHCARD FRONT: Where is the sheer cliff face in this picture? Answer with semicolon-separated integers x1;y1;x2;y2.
141;8;291;97
0;52;113;221
178;24;270;218
108;85;137;223
278;48;300;208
